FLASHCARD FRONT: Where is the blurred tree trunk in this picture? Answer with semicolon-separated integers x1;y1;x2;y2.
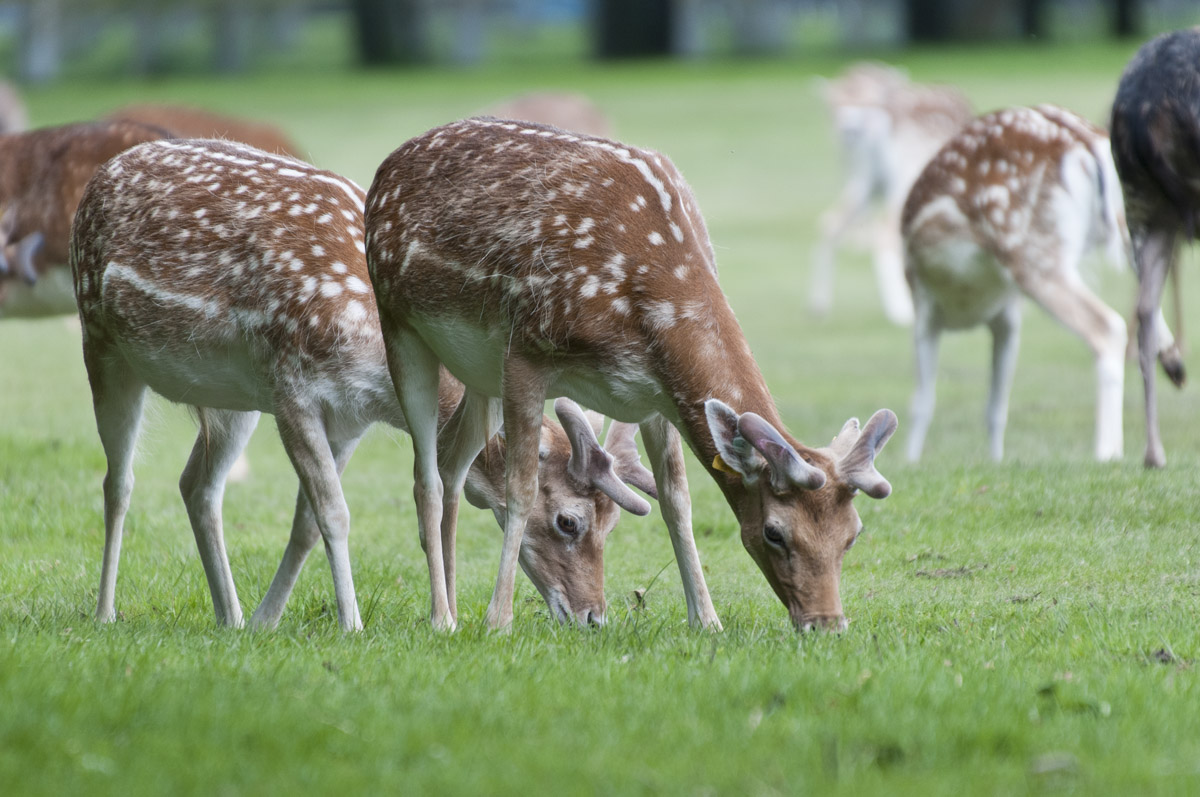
906;0;953;42
730;0;789;56
594;0;672;58
20;0;63;83
1113;0;1141;37
906;0;1020;41
212;0;253;73
351;0;432;65
1019;0;1046;39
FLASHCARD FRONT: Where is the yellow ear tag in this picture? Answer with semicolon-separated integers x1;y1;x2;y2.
712;453;738;475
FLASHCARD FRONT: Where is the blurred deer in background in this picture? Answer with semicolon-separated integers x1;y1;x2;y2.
903;105;1182;462
0;120;171;319
104;104;303;159
366;118;897;633
71;138;656;630
812;62;973;326
482;91;613;138
1111;27;1200;468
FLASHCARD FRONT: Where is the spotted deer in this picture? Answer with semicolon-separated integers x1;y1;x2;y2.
482;92;613;138
0;120;171;318
104;104;303;159
811;62;973;326
70;138;656;631
365;118;897;633
1111;27;1200;468
902;105;1183;462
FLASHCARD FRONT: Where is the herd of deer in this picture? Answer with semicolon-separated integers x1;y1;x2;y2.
3;29;1199;635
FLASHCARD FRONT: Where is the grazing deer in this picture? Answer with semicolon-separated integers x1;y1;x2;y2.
482;92;613;138
812;62;973;326
365;118;897;632
70;138;656;631
902;104;1182;462
0;80;28;135
104;104;303;159
1111;27;1200;468
0;120;171;318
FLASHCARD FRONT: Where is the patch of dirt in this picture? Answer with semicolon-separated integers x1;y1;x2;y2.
914;563;989;579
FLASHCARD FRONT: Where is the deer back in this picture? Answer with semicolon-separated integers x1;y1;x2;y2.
72;138;387;416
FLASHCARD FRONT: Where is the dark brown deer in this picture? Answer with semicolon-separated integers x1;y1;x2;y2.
0;120;171;318
365;118;897;632
71;138;655;631
104;104;303;159
1111;27;1200;468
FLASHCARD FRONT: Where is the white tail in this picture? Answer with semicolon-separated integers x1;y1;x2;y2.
365;118;897;632
0;120;170;318
811;62;973;326
902;104;1173;462
70;138;654;631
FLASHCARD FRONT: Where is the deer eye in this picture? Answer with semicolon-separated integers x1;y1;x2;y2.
555;513;580;537
763;523;786;547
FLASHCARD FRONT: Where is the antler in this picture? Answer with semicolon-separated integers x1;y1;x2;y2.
555;398;652;516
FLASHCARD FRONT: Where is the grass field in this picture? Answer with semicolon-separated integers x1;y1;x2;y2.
3;38;1200;794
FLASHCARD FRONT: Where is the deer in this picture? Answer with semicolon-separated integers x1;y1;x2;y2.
902;104;1184;463
0;79;28;135
70;137;657;631
103;103;303;160
0;120;172;318
1111;27;1200;469
811;62;974;326
482;92;613;138
364;117;898;633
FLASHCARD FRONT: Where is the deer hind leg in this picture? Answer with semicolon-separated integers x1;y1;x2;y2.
85;349;147;624
178;409;260;627
905;284;942;462
985;301;1023;462
486;355;550;631
274;403;362;632
250;432;362;630
1132;228;1178;468
809;172;874;316
1017;269;1127;462
384;326;452;630
436;389;498;625
640;414;721;630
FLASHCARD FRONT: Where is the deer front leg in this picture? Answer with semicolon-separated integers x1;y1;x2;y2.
178;409;260;627
435;389;497;625
486;356;549;631
384;326;453;630
906;288;941;462
250;432;362;630
275;404;362;632
86;350;147;624
985;302;1022;462
640;414;721;630
1133;229;1177;468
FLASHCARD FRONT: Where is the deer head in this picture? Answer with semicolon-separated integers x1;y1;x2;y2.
706;400;896;631
464;398;656;625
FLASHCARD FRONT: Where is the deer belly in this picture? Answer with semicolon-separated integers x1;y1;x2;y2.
912;238;1017;329
408;314;506;396
119;342;270;412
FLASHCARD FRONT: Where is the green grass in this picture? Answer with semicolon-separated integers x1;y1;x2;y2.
4;41;1200;794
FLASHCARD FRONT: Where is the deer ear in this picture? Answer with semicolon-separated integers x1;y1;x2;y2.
835;409;897;499
464;438;507;522
704;398;765;479
603;421;658;499
554;398;651;516
12;231;41;284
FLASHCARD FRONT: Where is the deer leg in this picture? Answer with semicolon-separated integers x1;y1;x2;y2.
178;409;260;627
250;433;362;630
906;287;941;462
1018;270;1128;462
384;326;453;630
985;302;1022;462
274;404;362;632
486;356;549;631
434;389;496;625
86;350;147;624
640;414;721;630
874;208;914;326
1133;229;1177;468
810;173;874;316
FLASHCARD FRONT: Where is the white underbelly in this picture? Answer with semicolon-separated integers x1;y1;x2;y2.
913;238;1018;329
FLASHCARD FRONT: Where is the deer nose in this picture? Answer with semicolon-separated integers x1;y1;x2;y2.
585;608;606;627
799;614;848;633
